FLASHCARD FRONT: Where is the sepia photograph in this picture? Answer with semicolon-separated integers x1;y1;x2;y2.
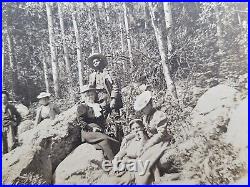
2;2;248;185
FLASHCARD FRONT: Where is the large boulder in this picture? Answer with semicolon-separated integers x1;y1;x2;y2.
53;143;105;184
18;120;34;135
191;85;241;135
3;105;82;184
224;98;248;163
18;105;81;171
2;139;52;184
15;104;29;118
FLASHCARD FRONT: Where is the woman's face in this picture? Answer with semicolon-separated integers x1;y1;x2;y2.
131;123;144;140
39;97;50;106
93;58;101;68
2;94;8;105
83;91;96;103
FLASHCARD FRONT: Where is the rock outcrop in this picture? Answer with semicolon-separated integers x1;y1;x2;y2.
53;143;104;184
3;105;82;184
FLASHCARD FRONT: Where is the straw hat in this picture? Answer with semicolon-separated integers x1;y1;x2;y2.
134;91;152;111
37;92;51;99
81;85;97;94
87;53;108;70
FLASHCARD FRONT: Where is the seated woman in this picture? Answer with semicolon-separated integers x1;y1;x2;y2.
103;119;153;184
34;92;60;125
77;85;120;160
133;91;174;184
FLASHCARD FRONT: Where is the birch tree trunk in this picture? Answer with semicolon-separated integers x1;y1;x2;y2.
120;16;125;53
43;56;50;93
6;25;17;98
215;5;223;56
123;3;133;73
94;4;102;53
149;3;178;99
46;3;59;97
163;2;173;59
104;2;110;23
72;6;83;92
58;3;73;94
2;34;5;82
88;10;95;54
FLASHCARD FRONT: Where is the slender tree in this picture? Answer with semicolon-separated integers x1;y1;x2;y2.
72;5;83;92
163;2;173;59
123;3;133;73
94;4;103;53
43;56;50;93
58;3;73;94
149;2;178;99
6;24;17;98
46;3;59;97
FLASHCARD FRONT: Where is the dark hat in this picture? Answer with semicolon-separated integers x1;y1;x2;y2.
87;53;108;70
2;88;9;99
129;119;144;129
80;85;97;94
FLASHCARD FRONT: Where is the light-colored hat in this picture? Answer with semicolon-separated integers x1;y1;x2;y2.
37;92;51;99
129;119;144;129
87;53;108;70
134;91;152;111
80;85;97;94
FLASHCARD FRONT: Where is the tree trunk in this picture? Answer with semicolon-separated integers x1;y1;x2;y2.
149;3;178;99
2;34;5;82
163;2;173;59
72;6;83;92
104;2;110;23
46;3;59;97
120;16;125;53
215;6;223;56
88;11;95;54
123;3;133;73
58;3;74;95
43;56;50;93
94;4;102;53
6;25;17;99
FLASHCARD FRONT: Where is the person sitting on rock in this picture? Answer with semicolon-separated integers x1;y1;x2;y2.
133;91;174;184
77;85;120;160
2;88;22;154
87;53;123;116
34;92;60;125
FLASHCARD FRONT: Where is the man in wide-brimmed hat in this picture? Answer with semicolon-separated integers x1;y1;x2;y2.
87;53;123;115
77;84;120;160
34;92;60;125
2;88;22;154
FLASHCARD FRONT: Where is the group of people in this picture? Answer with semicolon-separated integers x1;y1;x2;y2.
2;53;174;184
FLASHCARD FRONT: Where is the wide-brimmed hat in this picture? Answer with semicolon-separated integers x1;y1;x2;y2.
37;92;51;99
134;91;152;111
129;119;144;129
87;53;108;70
81;85;97;94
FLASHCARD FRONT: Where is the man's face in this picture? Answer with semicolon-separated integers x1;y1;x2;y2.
39;97;50;106
93;58;101;68
2;94;8;105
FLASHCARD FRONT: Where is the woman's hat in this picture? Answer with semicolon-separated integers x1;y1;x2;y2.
134;91;152;111
87;53;108;70
129;119;144;129
37;92;51;99
81;85;97;94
